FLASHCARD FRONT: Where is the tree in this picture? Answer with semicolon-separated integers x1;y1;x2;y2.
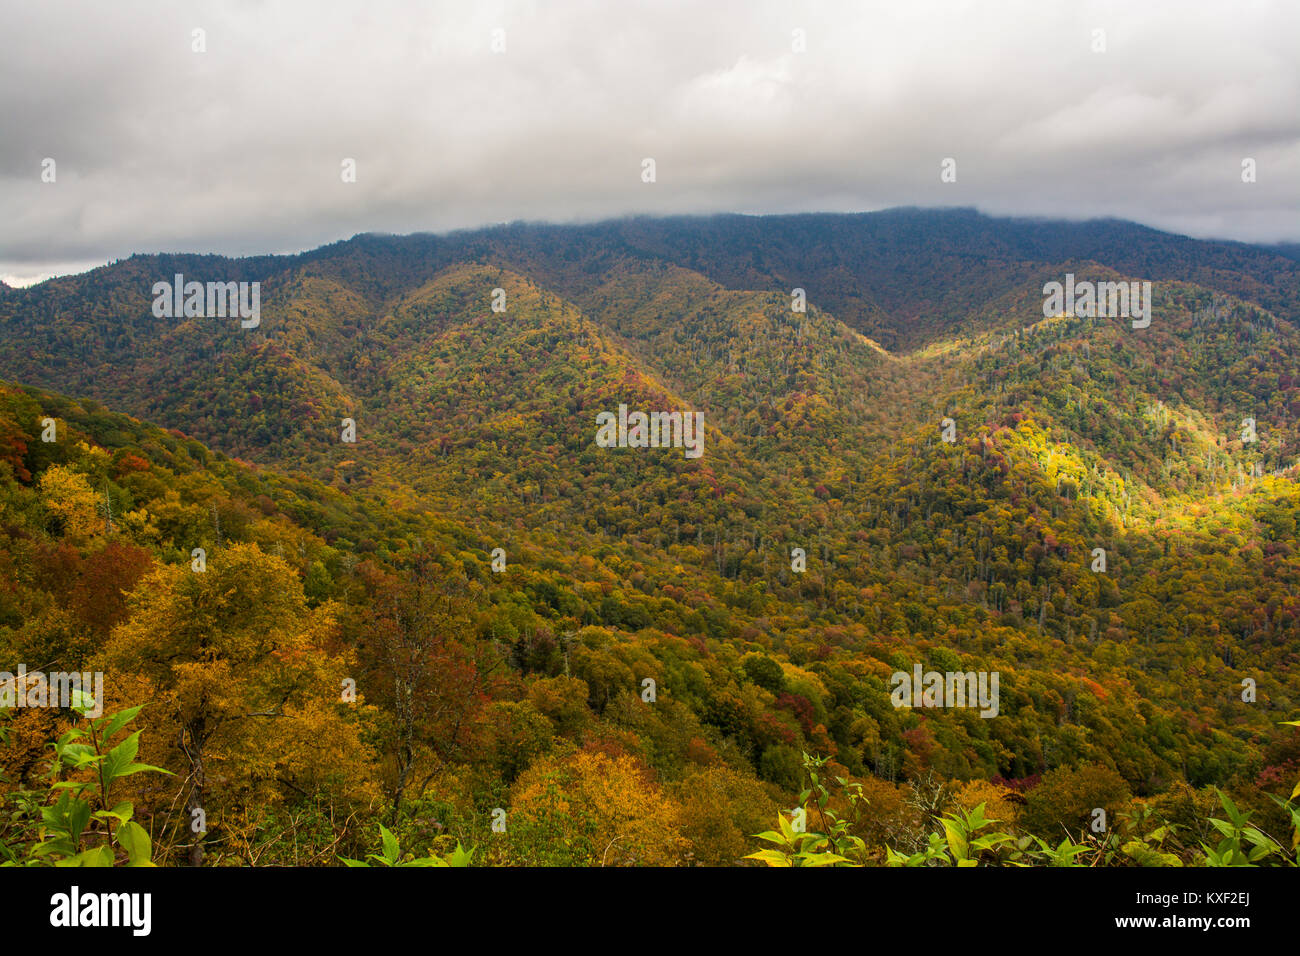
1020;764;1132;841
99;542;368;865
352;555;503;817
39;465;100;543
508;749;688;866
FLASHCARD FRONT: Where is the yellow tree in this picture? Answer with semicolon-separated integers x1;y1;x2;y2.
508;749;688;866
38;465;100;543
99;542;377;865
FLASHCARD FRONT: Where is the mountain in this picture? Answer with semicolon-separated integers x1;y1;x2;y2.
2;208;1299;867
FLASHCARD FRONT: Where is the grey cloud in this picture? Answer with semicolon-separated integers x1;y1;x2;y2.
2;0;1297;285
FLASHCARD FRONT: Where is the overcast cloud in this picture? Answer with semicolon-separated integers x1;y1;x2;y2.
2;0;1298;285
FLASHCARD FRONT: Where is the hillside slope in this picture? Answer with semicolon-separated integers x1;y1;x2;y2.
2;210;1299;866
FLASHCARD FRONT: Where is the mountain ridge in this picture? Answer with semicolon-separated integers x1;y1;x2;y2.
2;208;1299;865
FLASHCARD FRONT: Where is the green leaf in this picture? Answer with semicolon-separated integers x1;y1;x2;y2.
1207;818;1236;839
805;852;853;867
116;821;153;866
59;744;99;770
96;801;135;825
66;799;91;844
743;849;792;867
940;816;968;861
114;762;173;779
69;688;98;718
446;843;474;867
884;846;910;867
42;792;76;832
379;825;399;865
1214;789;1247;827
777;813;796;843
58;845;114;867
101;730;142;784
97;706;145;741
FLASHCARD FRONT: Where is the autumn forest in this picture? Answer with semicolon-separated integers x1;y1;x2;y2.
2;209;1299;868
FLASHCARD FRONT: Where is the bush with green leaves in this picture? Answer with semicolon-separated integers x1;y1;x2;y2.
1200;788;1296;866
340;824;474;867
745;753;868;867
1;695;171;867
749;735;1300;868
885;802;1043;867
884;788;1298;868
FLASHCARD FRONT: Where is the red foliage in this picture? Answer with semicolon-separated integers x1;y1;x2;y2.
992;773;1043;794
112;453;151;476
69;543;155;636
0;418;31;482
775;692;816;735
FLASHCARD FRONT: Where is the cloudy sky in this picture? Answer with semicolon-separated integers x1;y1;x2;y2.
2;0;1297;285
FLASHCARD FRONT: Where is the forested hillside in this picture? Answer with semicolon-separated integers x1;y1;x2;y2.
2;209;1299;867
